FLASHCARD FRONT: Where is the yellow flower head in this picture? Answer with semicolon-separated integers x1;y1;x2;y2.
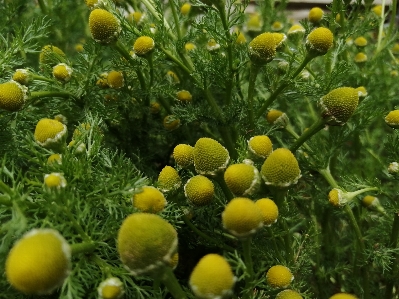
194;137;230;175
308;7;324;23
385;110;399;128
355;86;367;98
150;102;161;114
75;43;84;52
319;87;359;125
235;31;247;45
354;52;367;63
89;9;121;44
206;39;221;52
97;277;124;299
391;43;399;54
158;166;181;192
107;71;124;89
266;265;294;288
163;115;181;131
34;118;67;151
329;294;358;299
362;195;383;211
53;63;73;82
248;135;273;159
6;229;71;295
117;213;178;276
222;197;263;238
248;32;286;65
166;70;180;83
47;154;62;165
266;109;288;126
276;289;303;299
261;148;301;188
328;188;346;207
287;24;305;38
128;11;144;24
354;36;367;47
44;173;67;189
246;13;263;32
0;80;28;112
173;144;194;168
271;21;284;31
185;42;197;52
180;3;191;16
177;90;192;103
306;27;334;56
184;175;215;206
13;69;32;85
39;45;66;65
132;186;167;213
372;5;383;17
255;198;279;226
224;163;260;196
133;36;155;56
189;254;235;299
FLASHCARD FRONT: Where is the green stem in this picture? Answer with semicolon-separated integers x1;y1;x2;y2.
266;227;284;262
63;207;91;242
141;0;176;40
377;0;387;53
318;167;340;189
168;0;182;40
29;91;74;100
160;266;187;299
160;46;192;75
0;195;12;206
388;0;398;38
31;74;56;83
289;118;325;152
247;64;261;130
284;124;312;153
182;215;235;252
38;0;49;14
214;171;234;202
0;180;13;195
242;236;254;279
147;53;154;89
385;212;399;299
70;241;97;255
218;126;238;160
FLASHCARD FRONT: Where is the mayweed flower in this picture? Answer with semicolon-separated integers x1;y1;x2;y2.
85;0;106;9
184;175;215;206
276;289;303;299
329;293;358;299
222;197;263;238
176;90;192;103
163;115;181;131
392;43;399;54
47;154;62;165
180;3;191;16
391;70;399;77
235;31;247;45
89;9;121;44
189;254;235;299
308;7;324;23
133;36;155;56
306;27;334;56
388;162;399;174
261;148;301;188
98;277;124;299
255;198;279;226
132;186;167;213
248;32;286;65
385;110;399;128
248;135;273;159
73;122;91;139
166;70;180;83
206;39;221;52
44;173;67;189
128;11;144;24
75;43;84;52
319;87;359;126
150;102;161;114
39;45;66;65
34;118;67;152
246;13;263;32
173;144;194;168
54;114;68;125
224;163;260;196
287;24;305;37
362;195;384;213
13;69;32;85
354;36;367;47
53;63;73;83
107;71;124;89
193;137;230;175
266;265;294;288
354;52;367;64
266;109;289;127
117;213;177;276
158;166;181;192
6;229;71;295
372;5;383;17
185;42;197;52
355;86;367;98
271;21;284;31
0;80;28;112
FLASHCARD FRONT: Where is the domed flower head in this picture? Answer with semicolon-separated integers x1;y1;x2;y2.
276;289;303;299
89;9;121;44
328;188;345;207
98;277;124;299
163;115;181;131
372;5;383;17
133;186;167;213
385;110;399;128
246;13;263;32
306;27;334;56
287;24;305;36
261;148;301;188
222;197;263;238
180;3;191;16
184;175;215;206
177;90;192;103
6;229;71;295
158;166;181;192
13;69;32;85
362;195;384;213
47;154;62;165
248;135;273;159
248;32;286;65
0;80;28;112
53;63;73;83
266;265;294;288
255;198;279;226
39;45;66;65
44;173;67;189
150;102;161;114
329;294;358;299
266;109;289;127
308;7;324;23
34;118;67;152
271;21;284;31
193;137;230;175
185;42;197;52
319;87;359;126
117;213;178;276
173;144;194;168
354;36;367;47
128;11;144;24
133;36;155;56
189;254;235;299
354;52;367;64
107;71;124;89
224;163;260;196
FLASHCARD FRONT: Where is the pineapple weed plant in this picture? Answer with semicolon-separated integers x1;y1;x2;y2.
3;0;399;298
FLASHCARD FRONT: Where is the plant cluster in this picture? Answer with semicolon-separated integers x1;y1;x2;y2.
1;0;399;298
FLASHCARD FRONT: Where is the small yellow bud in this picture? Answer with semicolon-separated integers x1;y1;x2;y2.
246;13;263;32
184;175;215;206
173;144;194;168
150;102;161;114
163;115;181;131
385;110;399;128
354;36;367;47
266;265;294;288
53;63;73;82
185;42;197;52
47;154;62;165
235;31;247;44
166;70;180;83
34;118;67;151
372;5;383;17
158;166;181;192
180;3;191;16
89;9;121;44
354;52;367;63
276;289;303;299
287;24;305;36
98;277;124;299
329;293;358;299
271;21;284;31
133;36;155;56
255;198;279;226
176;90;192;103
206;39;221;52
44;173;67;189
133;186;167;213
107;71;124;89
13;69;32;85
0;80;28;112
308;7;324;23
248;135;273;159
